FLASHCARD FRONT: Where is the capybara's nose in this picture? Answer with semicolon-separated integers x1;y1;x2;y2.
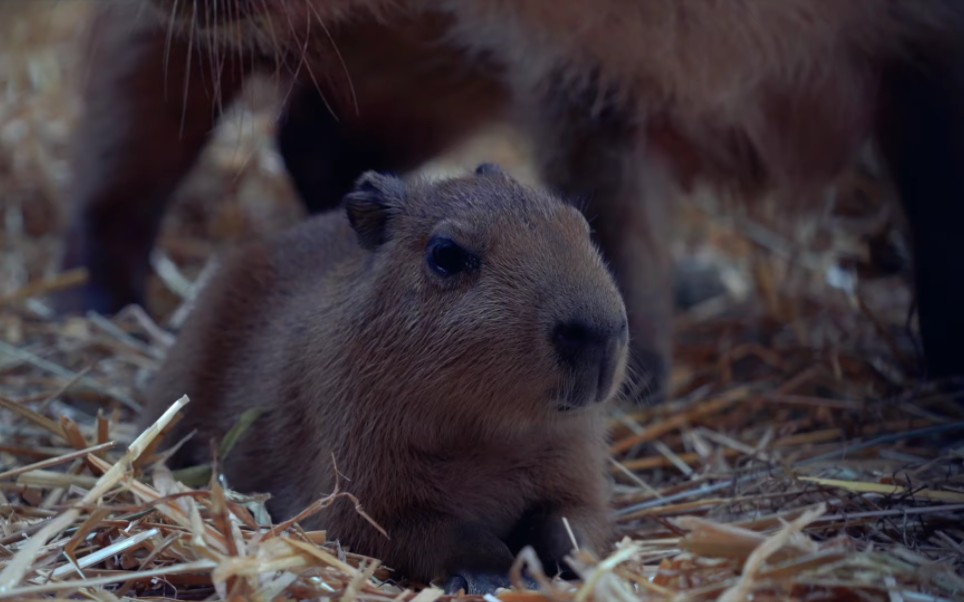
553;321;605;363
553;318;628;405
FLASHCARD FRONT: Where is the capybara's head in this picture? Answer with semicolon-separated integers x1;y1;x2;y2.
340;164;628;425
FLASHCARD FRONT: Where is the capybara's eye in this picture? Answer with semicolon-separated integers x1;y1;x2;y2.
427;237;480;277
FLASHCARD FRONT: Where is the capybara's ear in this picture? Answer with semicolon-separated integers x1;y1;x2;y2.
344;171;406;250
474;162;505;177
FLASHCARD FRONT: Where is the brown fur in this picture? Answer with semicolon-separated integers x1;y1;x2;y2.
58;1;505;312
62;0;964;399
141;167;628;588
145;0;953;190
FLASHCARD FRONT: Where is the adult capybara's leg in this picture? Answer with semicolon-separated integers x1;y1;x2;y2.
527;94;674;403
58;4;249;314
276;15;509;216
275;83;392;214
877;28;964;388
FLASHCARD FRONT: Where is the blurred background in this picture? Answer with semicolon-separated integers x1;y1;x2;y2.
0;1;919;400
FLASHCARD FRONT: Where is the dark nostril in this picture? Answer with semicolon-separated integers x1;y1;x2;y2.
553;321;598;363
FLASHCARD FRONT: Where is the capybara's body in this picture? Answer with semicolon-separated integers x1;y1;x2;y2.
64;0;964;398
142;167;628;591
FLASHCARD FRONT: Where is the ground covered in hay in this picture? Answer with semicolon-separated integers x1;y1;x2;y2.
2;3;963;601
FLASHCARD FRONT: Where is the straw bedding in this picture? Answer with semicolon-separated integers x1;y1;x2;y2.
1;3;962;600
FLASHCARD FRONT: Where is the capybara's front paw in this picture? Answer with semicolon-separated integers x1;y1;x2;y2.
442;570;537;595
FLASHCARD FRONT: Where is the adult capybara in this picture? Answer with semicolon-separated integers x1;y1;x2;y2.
62;0;964;400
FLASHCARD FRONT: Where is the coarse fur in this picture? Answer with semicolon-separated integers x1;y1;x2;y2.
57;1;505;312
166;0;946;189
142;166;628;591
62;0;964;400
